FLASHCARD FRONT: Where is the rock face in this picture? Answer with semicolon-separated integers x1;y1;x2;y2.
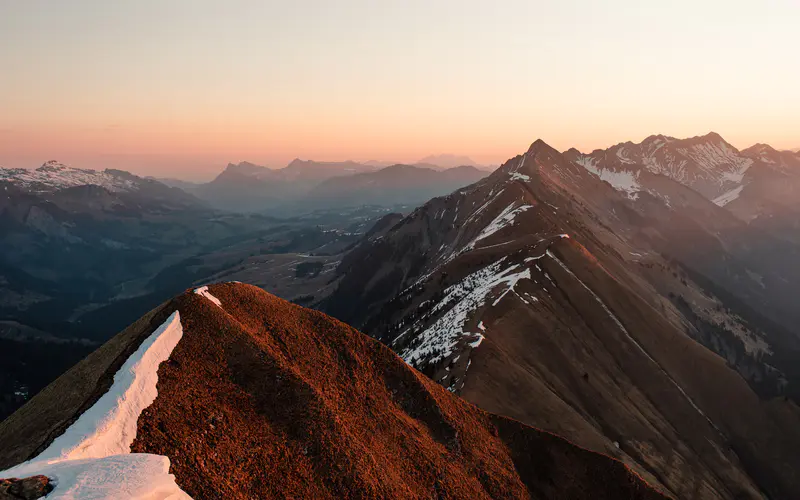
0;475;53;500
0;283;664;499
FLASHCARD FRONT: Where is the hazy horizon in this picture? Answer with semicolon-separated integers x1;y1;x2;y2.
2;0;798;180
0;131;795;182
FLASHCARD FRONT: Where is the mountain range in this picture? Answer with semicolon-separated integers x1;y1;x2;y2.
187;160;489;213
2;132;800;498
320;134;800;499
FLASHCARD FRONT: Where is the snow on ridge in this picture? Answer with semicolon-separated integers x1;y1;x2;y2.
0;311;191;499
194;286;222;308
668;141;753;185
0;163;137;193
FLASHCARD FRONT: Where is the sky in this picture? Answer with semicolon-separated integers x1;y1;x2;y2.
1;1;798;180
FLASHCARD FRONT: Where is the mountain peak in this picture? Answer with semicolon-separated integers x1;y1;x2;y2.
745;143;777;154
526;138;558;156
222;161;270;176
693;131;727;145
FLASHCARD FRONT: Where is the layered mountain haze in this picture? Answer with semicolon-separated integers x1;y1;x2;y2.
0;283;663;499
322;137;800;499
192;159;489;213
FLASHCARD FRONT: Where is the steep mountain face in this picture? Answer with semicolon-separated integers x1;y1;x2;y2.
564;135;800;243
565;135;800;343
323;140;800;499
0;283;663;499
308;164;488;207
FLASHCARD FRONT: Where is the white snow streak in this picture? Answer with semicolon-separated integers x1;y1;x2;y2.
466;204;533;250
0;312;191;499
194;286;222;308
400;260;531;367
712;185;744;207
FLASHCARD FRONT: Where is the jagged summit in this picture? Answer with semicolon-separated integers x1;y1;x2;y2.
566;131;755;201
526;138;552;153
0;283;663;499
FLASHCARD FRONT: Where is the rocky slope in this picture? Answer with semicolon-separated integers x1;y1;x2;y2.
0;283;663;499
323;139;800;499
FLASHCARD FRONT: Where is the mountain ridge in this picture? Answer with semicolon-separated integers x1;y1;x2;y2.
0;283;664;499
321;136;800;499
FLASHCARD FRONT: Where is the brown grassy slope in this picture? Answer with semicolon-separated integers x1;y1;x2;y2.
460;237;800;499
127;282;664;499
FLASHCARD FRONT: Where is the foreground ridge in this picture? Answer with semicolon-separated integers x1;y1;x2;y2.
0;283;664;499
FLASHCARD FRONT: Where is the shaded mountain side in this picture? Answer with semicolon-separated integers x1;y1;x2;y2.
193;160;487;214
308;164;488;208
321;139;800;499
0;283;663;499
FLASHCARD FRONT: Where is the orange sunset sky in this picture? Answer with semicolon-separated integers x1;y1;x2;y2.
1;1;798;180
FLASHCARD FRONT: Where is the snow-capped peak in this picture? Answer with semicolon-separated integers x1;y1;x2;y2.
569;132;755;201
0;161;139;193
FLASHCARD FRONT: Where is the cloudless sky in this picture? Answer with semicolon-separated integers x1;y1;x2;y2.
1;0;798;179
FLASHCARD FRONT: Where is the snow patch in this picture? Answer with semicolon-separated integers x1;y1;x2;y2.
194;286;222;308
575;156;640;199
509;171;531;182
712;185;744;207
400;260;531;367
0;312;190;499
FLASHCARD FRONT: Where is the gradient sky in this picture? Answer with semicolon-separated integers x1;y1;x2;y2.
1;1;798;180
